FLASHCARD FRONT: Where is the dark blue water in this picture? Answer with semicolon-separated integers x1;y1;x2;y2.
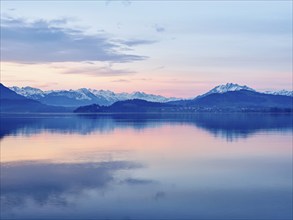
1;113;292;219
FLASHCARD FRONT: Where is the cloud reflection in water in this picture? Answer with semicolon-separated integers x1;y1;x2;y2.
1;160;153;209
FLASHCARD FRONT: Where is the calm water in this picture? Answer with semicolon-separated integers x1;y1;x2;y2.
1;113;292;220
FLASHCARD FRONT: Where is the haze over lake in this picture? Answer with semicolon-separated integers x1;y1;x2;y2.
1;113;292;219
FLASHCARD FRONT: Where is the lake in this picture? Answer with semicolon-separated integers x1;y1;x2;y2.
1;113;292;219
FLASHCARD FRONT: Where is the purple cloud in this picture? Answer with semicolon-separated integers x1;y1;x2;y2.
1;16;150;63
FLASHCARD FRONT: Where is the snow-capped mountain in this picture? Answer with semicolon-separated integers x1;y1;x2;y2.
9;86;180;107
10;86;46;99
198;83;293;98
9;83;293;108
89;89;177;103
264;90;293;97
199;83;255;98
197;83;293;99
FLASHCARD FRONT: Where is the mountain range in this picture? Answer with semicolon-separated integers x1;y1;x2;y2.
9;83;292;108
9;86;179;107
1;83;292;113
0;84;72;113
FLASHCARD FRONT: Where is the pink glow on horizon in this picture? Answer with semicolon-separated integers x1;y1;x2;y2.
1;61;292;98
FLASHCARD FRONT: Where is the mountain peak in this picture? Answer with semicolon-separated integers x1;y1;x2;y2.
201;83;255;97
264;90;293;97
10;86;45;98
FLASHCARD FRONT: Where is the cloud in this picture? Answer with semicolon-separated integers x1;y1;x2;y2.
63;65;135;76
118;39;157;47
105;0;132;7
121;0;132;6
154;24;165;33
36;82;59;88
121;178;155;185
154;191;166;200
0;16;149;63
112;79;131;83
152;65;165;71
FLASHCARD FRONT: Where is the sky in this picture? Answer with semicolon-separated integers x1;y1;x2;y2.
0;0;292;98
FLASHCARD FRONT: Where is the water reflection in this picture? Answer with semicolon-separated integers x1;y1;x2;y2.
1;161;150;208
1;158;292;219
0;113;292;219
1;113;292;141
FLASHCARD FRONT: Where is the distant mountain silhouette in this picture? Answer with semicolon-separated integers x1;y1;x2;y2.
0;84;72;113
74;99;172;113
1;83;28;100
2;83;293;113
170;90;293;110
74;104;101;113
10;86;179;107
75;90;293;113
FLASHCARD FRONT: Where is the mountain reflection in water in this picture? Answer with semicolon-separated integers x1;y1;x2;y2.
1;113;292;141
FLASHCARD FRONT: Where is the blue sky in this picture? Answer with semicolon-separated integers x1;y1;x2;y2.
1;1;292;97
